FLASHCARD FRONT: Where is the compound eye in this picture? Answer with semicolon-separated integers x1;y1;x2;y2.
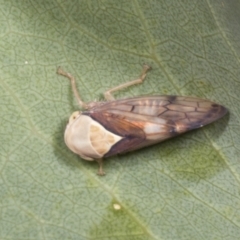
69;111;81;124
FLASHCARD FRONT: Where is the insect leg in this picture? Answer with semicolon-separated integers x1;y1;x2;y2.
104;64;152;101
57;67;88;109
95;159;105;176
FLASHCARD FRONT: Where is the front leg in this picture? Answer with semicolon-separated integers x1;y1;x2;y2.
57;67;89;109
104;64;152;101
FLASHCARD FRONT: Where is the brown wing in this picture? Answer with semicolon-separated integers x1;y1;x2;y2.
86;96;227;157
87;111;146;157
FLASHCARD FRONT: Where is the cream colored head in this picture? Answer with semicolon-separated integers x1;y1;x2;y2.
64;112;122;160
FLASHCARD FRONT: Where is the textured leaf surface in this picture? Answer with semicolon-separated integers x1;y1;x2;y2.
1;0;240;239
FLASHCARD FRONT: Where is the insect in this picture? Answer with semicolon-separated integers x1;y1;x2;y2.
57;65;227;176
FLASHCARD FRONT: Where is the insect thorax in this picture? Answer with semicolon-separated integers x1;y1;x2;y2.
64;112;122;160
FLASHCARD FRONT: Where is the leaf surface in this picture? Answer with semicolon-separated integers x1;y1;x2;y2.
1;0;240;239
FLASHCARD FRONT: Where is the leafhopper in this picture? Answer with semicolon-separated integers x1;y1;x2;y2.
57;65;227;175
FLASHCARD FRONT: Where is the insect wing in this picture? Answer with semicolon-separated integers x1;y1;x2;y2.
88;96;227;157
88;111;146;157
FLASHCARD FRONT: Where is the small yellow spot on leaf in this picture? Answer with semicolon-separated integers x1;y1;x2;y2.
113;203;121;210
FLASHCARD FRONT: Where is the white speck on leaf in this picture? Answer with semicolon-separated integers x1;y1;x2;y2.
113;203;121;210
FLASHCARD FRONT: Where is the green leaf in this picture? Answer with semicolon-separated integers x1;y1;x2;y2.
1;0;240;239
